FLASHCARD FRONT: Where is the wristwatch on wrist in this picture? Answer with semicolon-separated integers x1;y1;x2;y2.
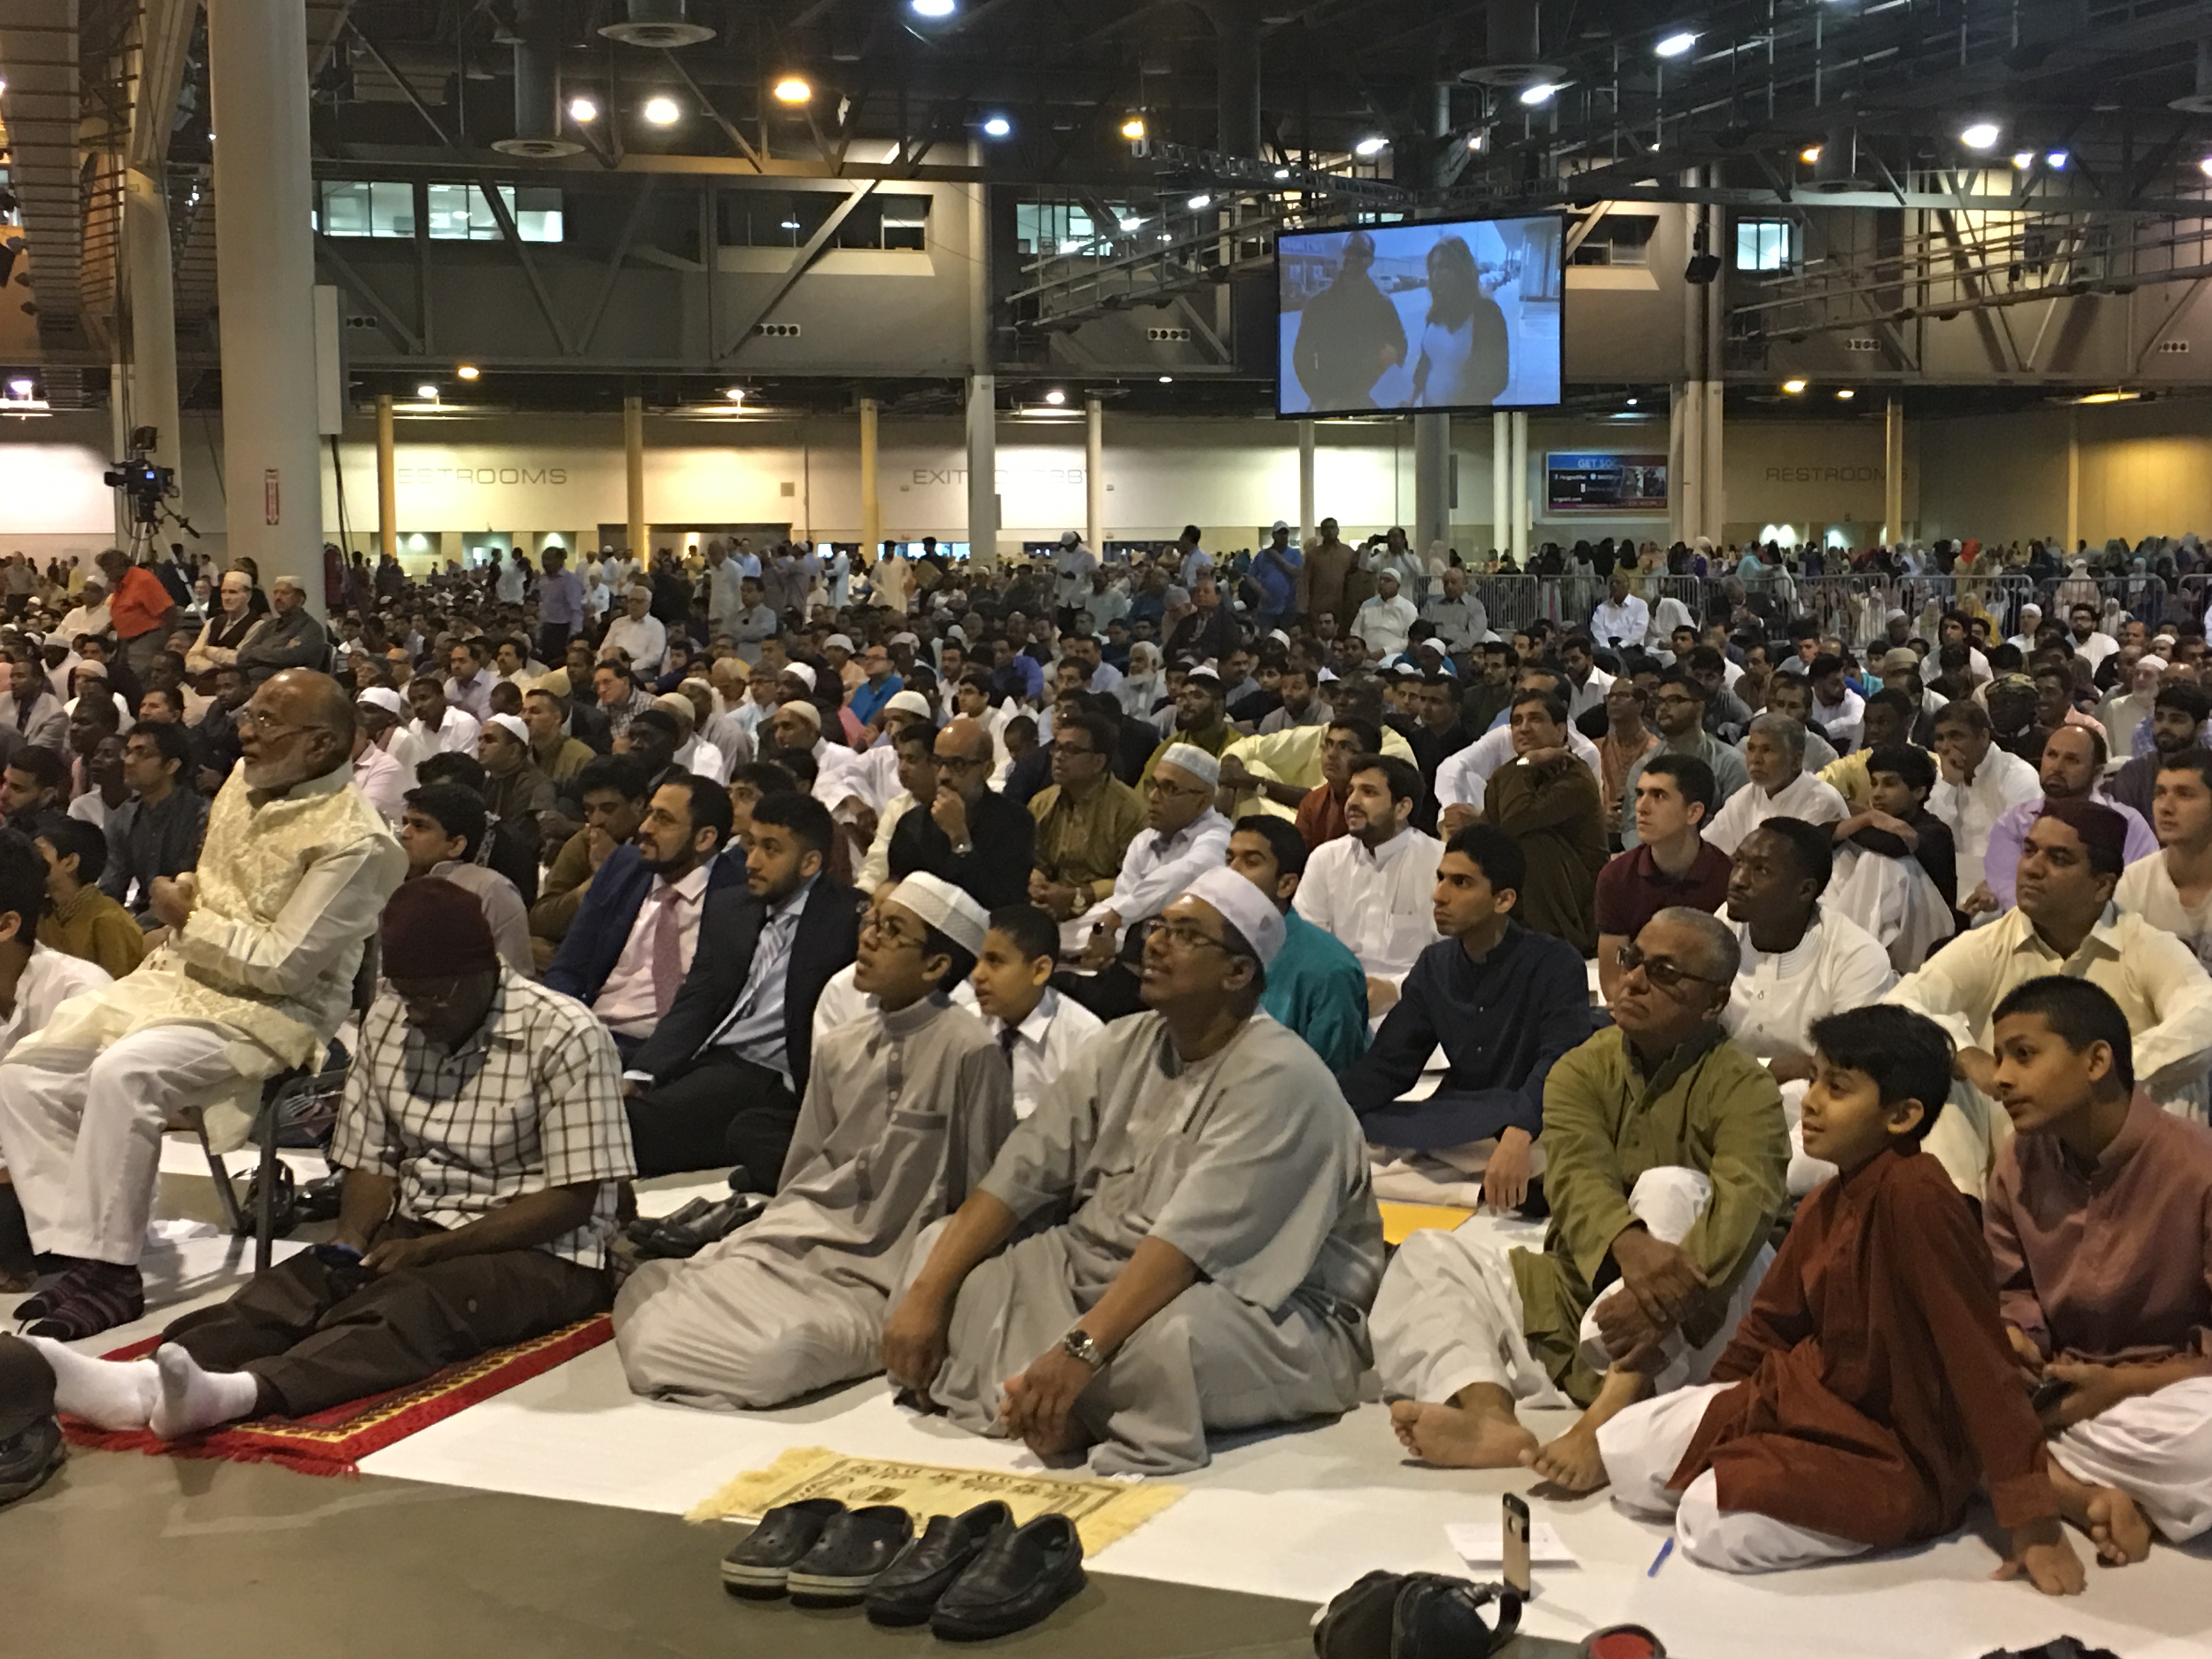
1061;1327;1105;1368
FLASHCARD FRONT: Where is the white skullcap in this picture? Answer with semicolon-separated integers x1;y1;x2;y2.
889;873;989;957
782;662;819;691
890;631;920;648
484;713;529;744
1178;867;1285;969
885;689;932;718
1317;666;1340;684
1267;629;1291;645
1060;530;1080;546
1158;742;1221;789
651;692;696;724
2019;603;2042;617
357;687;405;717
1885;607;1908;622
2138;653;2170;675
825;633;855;652
777;699;821;730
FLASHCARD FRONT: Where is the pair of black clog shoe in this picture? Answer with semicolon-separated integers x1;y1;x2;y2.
720;1497;1085;1638
623;1170;765;1261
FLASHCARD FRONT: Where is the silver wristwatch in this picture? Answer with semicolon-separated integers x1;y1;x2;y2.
1061;1327;1104;1368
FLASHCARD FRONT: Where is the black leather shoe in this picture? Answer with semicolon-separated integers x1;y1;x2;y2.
787;1505;914;1602
623;1195;712;1244
0;1416;65;1507
632;1192;767;1261
720;1498;844;1596
930;1513;1086;1640
864;1500;1013;1626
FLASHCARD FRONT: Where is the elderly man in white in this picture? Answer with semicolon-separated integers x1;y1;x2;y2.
1354;570;1419;661
1071;744;1233;964
599;585;668;676
1702;714;1849;856
0;670;406;1340
1590;570;1650;655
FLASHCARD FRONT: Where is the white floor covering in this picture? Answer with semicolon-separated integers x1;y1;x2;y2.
24;1141;2208;1658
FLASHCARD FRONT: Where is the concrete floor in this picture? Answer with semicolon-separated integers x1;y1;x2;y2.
1;1448;1325;1659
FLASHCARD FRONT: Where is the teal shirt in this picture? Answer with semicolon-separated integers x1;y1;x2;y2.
1263;910;1372;1074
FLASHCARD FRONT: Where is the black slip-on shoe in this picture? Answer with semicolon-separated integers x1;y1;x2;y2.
632;1193;768;1261
623;1195;712;1245
786;1505;915;1602
720;1498;845;1596
864;1501;1014;1627
929;1512;1086;1641
0;1417;65;1507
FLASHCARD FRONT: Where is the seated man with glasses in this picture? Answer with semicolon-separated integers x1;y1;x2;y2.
1069;744;1233;968
1370;908;1787;1489
614;874;1014;1411
886;715;1036;911
884;867;1385;1475
0;670;407;1341
1028;712;1149;930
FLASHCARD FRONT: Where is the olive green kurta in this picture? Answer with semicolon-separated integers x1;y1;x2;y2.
1511;1024;1787;1405
1029;777;1149;907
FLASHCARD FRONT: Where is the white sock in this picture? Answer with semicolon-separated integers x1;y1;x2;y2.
148;1344;263;1440
25;1334;158;1431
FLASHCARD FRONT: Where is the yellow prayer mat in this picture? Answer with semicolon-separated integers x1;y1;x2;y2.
686;1444;1184;1555
1378;1200;1475;1246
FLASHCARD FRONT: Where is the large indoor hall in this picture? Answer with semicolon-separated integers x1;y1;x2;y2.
3;1;2212;1656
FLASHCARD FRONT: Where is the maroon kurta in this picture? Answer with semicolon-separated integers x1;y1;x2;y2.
1668;1145;2056;1546
1985;1090;2212;1365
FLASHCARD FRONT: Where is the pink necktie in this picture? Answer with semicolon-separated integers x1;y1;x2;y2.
648;885;684;1018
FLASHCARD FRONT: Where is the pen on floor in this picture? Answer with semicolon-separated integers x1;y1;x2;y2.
1645;1537;1674;1578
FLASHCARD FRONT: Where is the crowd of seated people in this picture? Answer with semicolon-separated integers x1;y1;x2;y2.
0;533;2209;1605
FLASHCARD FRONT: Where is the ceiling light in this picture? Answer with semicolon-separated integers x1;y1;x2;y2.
6;379;32;398
1836;388;1855;399
2012;151;2035;170
725;387;744;401
1159;375;1173;384
1655;31;1697;57
1960;121;2001;150
643;95;680;125
1119;115;1147;141
568;97;598;123
456;365;480;380
911;0;956;14
1799;145;1822;164
772;77;811;104
1044;389;1066;405
1118;216;1143;232
2046;150;2069;169
1782;378;1807;394
1273;167;1291;180
2076;390;2141;404
1187;193;1212;210
2200;157;2212;179
415;384;439;400
1518;82;1560;106
1467;132;1488;152
1625;396;1638;406
980;115;1011;137
1353;136;1389;157
780;219;800;229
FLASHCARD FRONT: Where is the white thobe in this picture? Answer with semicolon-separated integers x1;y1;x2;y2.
1928;748;2041;899
2117;852;2212;974
1293;828;1444;986
1354;595;1418;658
409;706;482;757
1435;725;1602;811
1702;770;1849;856
1069;809;1233;952
1591;595;1650;653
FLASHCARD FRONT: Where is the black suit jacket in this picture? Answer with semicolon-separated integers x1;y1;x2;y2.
887;788;1036;910
630;873;860;1097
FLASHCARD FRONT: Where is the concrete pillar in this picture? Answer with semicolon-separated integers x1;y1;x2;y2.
859;397;882;562
1700;381;1725;545
1413;413;1449;559
966;375;998;569
2066;407;2081;554
1492;413;1509;556
121;168;181;481
1298;419;1317;551
1085;396;1105;555
376;395;398;559
1509;411;1530;561
206;0;322;594
1883;396;1906;548
1671;381;1702;546
623;395;646;558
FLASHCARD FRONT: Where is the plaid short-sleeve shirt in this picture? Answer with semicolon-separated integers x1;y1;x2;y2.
332;969;636;1268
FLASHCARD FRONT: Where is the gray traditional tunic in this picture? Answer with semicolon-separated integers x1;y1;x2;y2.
614;994;1014;1408
910;1009;1385;1475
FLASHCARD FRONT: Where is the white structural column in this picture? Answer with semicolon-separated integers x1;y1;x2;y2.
1509;411;1530;561
1085;394;1105;554
1412;413;1450;558
1671;382;1702;546
1298;419;1317;551
966;376;998;568
859;397;882;560
1884;396;1906;546
1700;380;1725;545
624;395;646;558
205;0;322;586
120;167;180;481
1492;413;1510;556
376;394;398;560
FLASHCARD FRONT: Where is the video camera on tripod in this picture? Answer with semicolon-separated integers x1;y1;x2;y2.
104;425;178;527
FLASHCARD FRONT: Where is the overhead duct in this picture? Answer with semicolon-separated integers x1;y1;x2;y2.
2172;38;2212;112
494;0;583;157
1457;0;1564;95
597;0;714;49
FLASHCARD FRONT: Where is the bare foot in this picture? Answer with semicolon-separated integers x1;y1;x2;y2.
1524;1418;1610;1493
2050;1462;2152;1565
1393;1401;1540;1469
1020;1420;1091;1462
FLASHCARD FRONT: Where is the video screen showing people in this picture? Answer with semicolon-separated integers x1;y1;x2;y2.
1277;216;1564;415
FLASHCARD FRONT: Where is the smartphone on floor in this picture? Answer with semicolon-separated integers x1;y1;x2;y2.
1502;1492;1531;1599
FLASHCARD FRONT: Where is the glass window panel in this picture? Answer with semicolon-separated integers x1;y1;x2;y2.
371;182;414;238
320;181;374;236
513;186;562;242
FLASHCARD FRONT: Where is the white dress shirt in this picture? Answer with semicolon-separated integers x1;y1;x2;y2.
969;984;1105;1120
351;741;409;824
1702;769;1850;856
1354;594;1419;658
1292;826;1445;985
1435;724;1603;810
591;862;710;1038
1591;594;1651;653
410;706;482;757
600;613;668;675
1812;686;1866;749
1724;909;1896;1062
674;735;729;784
0;946;112;1064
1564;666;1615;723
1928;747;2042;900
1068;809;1234;950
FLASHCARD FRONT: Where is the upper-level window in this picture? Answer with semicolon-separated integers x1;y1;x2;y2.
315;182;562;242
1735;219;1795;272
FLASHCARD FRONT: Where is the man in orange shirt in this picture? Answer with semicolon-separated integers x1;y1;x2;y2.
97;550;177;680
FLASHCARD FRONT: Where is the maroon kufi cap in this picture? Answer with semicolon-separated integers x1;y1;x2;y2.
381;877;499;978
2036;796;2128;878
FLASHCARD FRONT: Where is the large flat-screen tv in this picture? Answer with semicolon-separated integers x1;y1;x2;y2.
1276;215;1564;416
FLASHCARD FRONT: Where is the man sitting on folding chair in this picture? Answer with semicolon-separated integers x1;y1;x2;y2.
0;669;407;1340
0;876;634;1469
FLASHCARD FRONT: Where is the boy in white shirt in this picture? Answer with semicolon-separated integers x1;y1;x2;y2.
968;904;1102;1119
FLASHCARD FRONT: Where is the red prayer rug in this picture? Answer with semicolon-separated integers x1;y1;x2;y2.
59;1313;612;1477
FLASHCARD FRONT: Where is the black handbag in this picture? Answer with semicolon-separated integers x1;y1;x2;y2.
1313;1571;1522;1659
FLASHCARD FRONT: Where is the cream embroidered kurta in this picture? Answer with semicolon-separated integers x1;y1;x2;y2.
10;765;405;1148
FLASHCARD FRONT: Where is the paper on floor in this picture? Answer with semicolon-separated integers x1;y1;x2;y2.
1447;1519;1579;1568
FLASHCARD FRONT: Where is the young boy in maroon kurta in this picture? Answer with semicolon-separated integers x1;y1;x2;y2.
1596;1004;2084;1593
